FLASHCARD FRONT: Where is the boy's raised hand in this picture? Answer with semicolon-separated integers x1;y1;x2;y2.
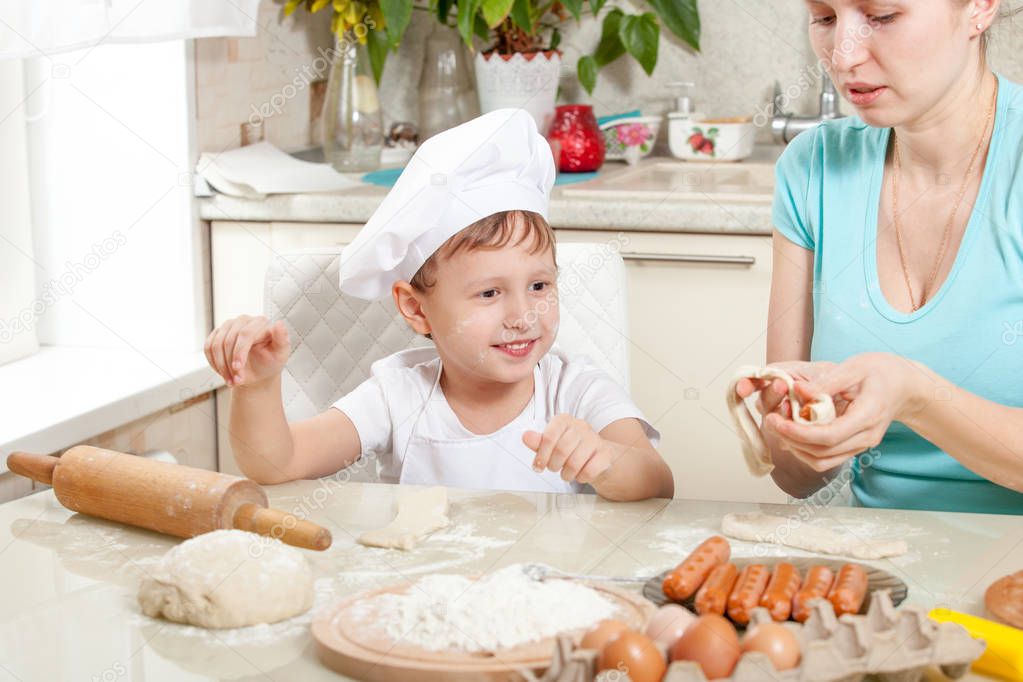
523;414;613;485
204;315;290;388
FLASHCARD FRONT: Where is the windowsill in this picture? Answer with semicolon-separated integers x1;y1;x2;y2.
0;345;224;471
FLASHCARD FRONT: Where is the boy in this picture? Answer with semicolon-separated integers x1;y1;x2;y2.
205;109;673;500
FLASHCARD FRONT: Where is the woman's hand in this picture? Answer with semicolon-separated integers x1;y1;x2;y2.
772;352;925;472
734;360;836;434
204;315;291;388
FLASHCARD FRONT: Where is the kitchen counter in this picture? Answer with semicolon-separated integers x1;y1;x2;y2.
2;480;1016;680
0;346;222;472
197;150;782;235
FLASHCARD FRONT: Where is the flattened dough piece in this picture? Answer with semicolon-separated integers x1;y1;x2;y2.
358;486;450;550
721;512;908;560
726;365;837;477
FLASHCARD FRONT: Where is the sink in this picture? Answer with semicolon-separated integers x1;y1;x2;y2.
559;148;781;203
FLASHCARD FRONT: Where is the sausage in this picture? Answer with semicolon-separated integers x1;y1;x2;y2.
759;562;802;621
695;562;739;616
727;564;770;625
792;565;835;622
828;564;869;616
662;535;731;602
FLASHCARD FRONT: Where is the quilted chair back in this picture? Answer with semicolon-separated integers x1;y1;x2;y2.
264;242;629;481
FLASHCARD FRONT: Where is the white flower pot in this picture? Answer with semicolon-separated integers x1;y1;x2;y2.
473;51;561;135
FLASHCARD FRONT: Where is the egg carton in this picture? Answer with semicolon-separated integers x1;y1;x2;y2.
535;591;985;682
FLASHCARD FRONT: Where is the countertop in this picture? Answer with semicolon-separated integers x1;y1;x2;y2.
0;347;223;469
2;480;1017;680
197;149;782;235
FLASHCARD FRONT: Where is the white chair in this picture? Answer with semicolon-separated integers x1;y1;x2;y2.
264;242;630;481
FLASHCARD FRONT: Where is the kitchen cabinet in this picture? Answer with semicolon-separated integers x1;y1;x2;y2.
556;229;782;503
210;221;784;502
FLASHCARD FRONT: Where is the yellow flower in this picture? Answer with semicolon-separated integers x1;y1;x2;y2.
344;1;365;27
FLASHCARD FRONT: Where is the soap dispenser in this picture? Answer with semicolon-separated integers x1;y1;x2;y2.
667;81;702;123
667;81;706;161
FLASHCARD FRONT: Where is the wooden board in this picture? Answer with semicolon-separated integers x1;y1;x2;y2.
312;578;656;682
643;557;908;623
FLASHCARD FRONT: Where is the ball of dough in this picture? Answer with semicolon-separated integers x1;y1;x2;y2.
138;529;313;628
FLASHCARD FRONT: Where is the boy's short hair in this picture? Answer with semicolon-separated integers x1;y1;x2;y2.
409;210;556;292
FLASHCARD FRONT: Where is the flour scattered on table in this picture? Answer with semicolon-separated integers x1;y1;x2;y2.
428;522;515;548
353;564;619;652
650;521;740;556
324;521;517;595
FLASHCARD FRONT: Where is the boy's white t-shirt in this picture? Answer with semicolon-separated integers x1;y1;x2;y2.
330;346;660;494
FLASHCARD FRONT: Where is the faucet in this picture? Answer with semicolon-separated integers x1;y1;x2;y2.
771;73;843;144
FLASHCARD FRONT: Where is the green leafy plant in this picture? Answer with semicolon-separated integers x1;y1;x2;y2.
436;0;700;94
283;0;700;94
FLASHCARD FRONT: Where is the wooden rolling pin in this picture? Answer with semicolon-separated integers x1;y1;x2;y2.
6;446;332;551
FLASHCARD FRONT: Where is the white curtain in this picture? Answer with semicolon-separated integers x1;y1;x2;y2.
0;0;260;60
0;59;39;366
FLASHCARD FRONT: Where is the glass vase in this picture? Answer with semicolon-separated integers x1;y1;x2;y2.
417;24;479;141
322;33;382;172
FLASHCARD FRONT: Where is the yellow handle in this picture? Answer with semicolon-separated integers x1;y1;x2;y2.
930;608;1023;681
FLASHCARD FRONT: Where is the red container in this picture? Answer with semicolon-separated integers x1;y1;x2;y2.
547;104;605;172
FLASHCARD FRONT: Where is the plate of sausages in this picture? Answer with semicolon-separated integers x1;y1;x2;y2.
644;535;907;628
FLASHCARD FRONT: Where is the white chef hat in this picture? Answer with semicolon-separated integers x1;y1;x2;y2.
339;108;556;300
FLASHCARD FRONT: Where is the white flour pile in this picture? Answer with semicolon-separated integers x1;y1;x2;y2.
359;564;619;652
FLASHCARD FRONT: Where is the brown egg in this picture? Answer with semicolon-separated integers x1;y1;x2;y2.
645;603;697;648
598;630;666;682
580;618;629;651
741;622;801;671
670;614;741;680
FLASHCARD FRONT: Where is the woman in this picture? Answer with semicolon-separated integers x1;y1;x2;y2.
737;0;1023;514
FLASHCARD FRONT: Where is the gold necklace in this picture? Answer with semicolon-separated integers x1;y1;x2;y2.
891;80;997;311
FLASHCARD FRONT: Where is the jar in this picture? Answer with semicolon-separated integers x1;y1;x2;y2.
546;104;605;172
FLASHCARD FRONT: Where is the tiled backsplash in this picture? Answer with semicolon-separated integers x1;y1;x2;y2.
195;1;331;154
195;1;1023;154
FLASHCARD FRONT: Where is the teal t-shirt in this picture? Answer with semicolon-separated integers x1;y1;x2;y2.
772;72;1023;515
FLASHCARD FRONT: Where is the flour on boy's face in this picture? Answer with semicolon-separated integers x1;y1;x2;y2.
422;223;559;384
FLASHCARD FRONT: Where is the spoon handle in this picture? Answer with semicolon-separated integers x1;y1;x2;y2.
559;572;651;583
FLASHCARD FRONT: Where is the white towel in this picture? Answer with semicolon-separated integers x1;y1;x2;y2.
196;142;362;199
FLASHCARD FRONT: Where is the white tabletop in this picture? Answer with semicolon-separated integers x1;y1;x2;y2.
2;481;1018;681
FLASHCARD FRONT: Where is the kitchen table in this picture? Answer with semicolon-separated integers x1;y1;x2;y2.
1;480;1019;681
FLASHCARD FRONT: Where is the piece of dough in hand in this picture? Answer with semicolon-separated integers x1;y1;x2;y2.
726;365;836;476
138;529;314;628
358;486;450;551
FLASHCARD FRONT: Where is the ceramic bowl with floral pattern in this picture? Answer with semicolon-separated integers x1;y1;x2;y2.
668;115;755;162
599;116;662;165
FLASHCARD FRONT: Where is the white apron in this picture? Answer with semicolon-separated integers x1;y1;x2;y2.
397;361;579;494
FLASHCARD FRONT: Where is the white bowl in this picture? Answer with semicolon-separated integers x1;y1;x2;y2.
599;115;662;165
668;115;755;162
